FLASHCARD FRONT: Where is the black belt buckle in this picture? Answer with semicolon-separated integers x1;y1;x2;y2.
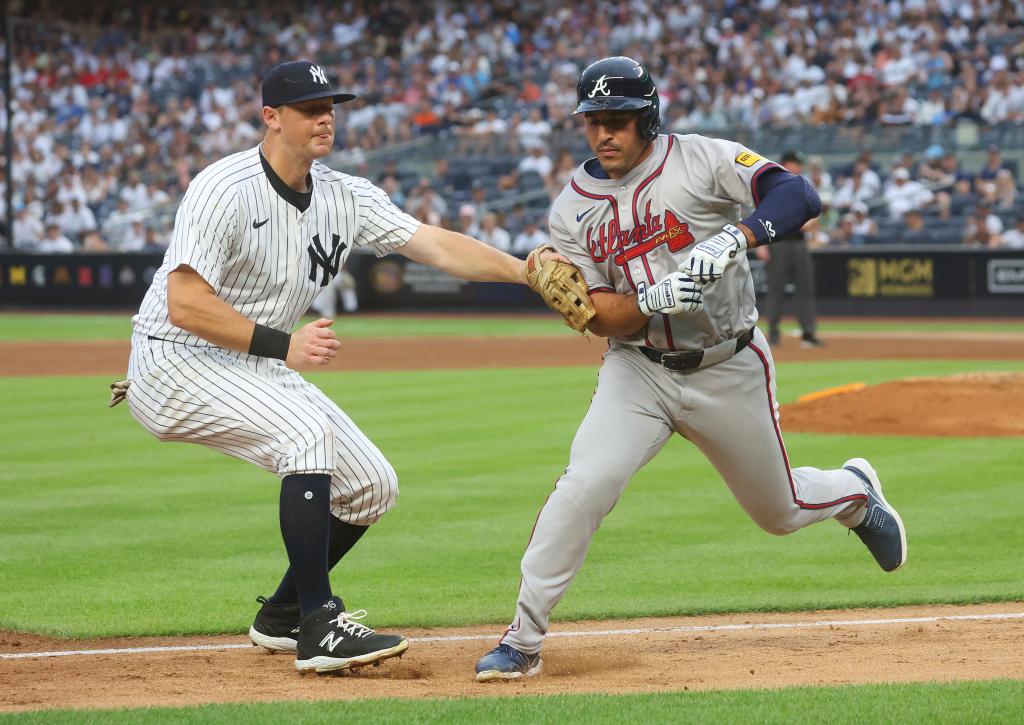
659;349;704;371
639;346;704;371
639;327;754;372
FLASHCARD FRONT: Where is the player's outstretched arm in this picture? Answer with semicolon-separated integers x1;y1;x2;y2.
167;266;340;368
399;224;561;284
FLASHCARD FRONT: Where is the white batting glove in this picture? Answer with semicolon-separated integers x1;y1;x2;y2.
636;271;704;317
679;224;748;284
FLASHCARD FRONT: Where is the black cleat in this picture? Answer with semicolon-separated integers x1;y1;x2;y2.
295;596;408;673
249;595;299;652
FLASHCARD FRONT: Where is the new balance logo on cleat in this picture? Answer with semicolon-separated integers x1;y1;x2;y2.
294;596;408;673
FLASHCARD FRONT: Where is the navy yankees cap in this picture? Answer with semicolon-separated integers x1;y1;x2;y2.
261;60;356;108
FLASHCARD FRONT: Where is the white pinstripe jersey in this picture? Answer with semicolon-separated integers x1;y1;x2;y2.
549;133;781;352
132;145;419;350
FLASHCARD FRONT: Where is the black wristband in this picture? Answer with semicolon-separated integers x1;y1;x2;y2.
249;323;291;361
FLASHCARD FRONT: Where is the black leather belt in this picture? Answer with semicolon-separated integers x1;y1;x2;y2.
638;328;754;372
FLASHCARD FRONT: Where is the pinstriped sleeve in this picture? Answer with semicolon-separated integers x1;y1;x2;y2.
350;178;421;257
165;185;239;290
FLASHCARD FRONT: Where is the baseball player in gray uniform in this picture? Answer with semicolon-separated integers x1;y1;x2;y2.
115;60;560;675
475;56;908;682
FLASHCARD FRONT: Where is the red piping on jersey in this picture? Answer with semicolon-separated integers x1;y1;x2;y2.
589;286;616;294
570;179;617;206
570;173;657;346
748;341;869;511
630;137;677;350
498;467;562;646
750;162;783;205
631;135;675;226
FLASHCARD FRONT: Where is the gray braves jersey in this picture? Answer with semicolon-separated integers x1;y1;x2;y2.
499;134;872;657
133;145;418;349
126;145;419;526
549;133;780;350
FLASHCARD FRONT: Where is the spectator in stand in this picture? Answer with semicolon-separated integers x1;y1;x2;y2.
832;213;859;246
119;171;151;210
406;178;448;222
998;218;1024;249
546;148;577;198
850;202;879;239
511;217;548;256
901;210;930;243
832;160;881;212
978;145;1010;182
371;175;400;208
13;207;44;248
410;99;443;134
55;198;98;239
517;144;553;181
976;167;1017;211
476;212;511;253
457;204;480;237
884;167;934;220
81;230;111;251
963;203;1004;246
37;223;75;253
119;219;148;252
142;225;168;252
515;107;551;151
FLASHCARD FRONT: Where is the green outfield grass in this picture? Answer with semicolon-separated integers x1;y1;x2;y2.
1;312;1023;341
0;358;1021;637
0;680;1020;724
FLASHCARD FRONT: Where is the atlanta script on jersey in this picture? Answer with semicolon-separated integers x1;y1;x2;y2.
548;134;780;352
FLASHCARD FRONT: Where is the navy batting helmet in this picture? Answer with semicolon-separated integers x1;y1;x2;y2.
573;56;660;141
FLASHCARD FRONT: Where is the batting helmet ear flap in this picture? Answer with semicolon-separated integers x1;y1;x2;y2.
637;105;660;141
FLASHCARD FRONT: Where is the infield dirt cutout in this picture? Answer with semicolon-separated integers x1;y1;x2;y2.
1;325;1022;711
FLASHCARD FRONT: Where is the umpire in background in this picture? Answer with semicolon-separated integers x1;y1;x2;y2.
757;151;823;347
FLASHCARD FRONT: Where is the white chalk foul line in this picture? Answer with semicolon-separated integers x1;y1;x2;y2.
2;612;1022;661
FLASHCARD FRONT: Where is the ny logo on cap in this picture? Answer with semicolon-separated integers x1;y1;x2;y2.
309;64;328;85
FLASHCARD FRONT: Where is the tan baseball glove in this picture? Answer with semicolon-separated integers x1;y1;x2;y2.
525;245;596;335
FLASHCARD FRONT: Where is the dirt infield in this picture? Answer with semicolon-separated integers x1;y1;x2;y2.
1;330;1023;377
2;603;1022;712
1;328;1022;712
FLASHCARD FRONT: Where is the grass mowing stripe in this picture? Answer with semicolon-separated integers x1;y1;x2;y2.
0;680;1020;723
1;313;1023;341
1;358;1021;637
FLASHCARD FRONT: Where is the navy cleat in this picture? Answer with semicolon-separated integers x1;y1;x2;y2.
844;458;907;572
475;643;543;682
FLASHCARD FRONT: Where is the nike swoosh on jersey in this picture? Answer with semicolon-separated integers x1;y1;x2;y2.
576;207;596;222
252;218;269;229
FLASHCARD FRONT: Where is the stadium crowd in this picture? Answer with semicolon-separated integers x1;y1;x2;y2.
1;0;1023;252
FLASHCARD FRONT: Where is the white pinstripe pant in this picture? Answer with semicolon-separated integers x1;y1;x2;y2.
126;336;397;526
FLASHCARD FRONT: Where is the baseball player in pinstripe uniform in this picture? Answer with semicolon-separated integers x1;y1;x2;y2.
117;60;560;675
475;57;908;682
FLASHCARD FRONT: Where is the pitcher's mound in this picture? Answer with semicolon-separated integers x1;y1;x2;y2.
781;372;1024;437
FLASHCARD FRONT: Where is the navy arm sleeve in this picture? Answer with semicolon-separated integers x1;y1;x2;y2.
739;168;822;245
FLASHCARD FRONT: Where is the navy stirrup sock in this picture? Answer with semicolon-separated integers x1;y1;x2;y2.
269;507;369;611
277;473;332;618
